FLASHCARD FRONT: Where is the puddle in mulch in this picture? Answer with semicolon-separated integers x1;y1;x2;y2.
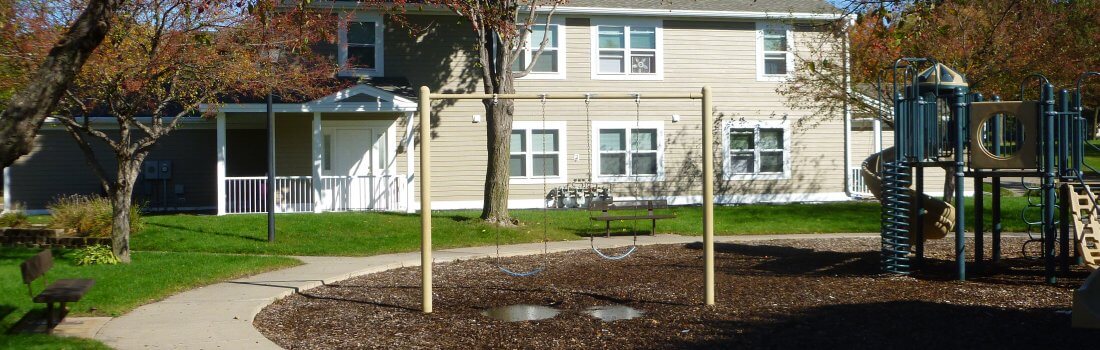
480;304;560;322
585;305;644;321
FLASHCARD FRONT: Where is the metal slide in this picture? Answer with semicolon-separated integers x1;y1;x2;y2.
862;148;955;241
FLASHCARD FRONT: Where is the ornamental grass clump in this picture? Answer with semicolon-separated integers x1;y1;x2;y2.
0;204;29;228
48;195;143;238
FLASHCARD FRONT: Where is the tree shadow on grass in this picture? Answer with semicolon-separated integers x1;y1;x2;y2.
145;222;266;242
672;301;1097;349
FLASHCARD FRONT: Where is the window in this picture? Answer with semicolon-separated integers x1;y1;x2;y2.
510;121;567;184
757;23;792;81
323;134;332;171
339;14;384;76
591;20;663;80
513;24;565;79
592;121;664;181
724;120;790;179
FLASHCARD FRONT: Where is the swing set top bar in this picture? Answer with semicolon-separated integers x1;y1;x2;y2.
426;92;704;100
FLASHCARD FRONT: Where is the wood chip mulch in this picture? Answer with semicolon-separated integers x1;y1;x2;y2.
255;237;1100;349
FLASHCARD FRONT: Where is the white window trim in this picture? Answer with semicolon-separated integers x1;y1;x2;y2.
590;18;664;81
511;121;568;185
338;12;385;77
755;22;793;82
723;119;791;180
515;20;567;80
591;121;665;182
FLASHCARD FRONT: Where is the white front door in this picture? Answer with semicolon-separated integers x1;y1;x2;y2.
322;121;394;211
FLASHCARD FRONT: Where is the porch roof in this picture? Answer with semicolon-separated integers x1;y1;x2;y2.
204;80;418;114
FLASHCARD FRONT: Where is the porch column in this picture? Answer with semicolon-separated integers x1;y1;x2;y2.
312;112;324;213
404;111;416;213
216;112;227;215
3;166;11;213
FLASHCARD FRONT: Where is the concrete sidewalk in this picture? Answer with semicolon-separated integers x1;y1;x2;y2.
93;233;876;349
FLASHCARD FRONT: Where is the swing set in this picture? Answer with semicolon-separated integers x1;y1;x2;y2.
416;86;717;313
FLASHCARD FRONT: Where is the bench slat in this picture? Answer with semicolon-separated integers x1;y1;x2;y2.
20;250;53;285
588;199;670;211
33;279;95;303
590;214;677;221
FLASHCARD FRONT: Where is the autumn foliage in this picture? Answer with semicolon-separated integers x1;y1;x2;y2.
1;0;344;262
783;0;1100;124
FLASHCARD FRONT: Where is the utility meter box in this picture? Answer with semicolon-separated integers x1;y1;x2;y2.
142;160;174;180
143;161;161;180
158;160;172;179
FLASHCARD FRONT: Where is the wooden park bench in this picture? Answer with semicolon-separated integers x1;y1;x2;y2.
588;199;676;237
19;250;95;331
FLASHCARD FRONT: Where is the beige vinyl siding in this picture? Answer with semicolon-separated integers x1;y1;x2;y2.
382;14;848;203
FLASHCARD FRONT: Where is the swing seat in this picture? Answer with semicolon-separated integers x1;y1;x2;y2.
588;200;676;237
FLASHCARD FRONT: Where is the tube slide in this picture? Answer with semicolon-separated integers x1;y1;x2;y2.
861;148;954;241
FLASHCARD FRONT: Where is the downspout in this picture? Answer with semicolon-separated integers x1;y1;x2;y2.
842;15;855;197
405;111;416;213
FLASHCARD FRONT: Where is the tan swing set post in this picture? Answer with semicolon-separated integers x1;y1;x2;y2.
417;86;716;314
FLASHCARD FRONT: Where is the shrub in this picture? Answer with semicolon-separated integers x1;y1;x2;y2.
48;195;143;238
73;245;120;266
0;204;29;228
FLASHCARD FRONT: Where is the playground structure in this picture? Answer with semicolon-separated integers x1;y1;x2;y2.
415;87;716;314
862;58;1099;327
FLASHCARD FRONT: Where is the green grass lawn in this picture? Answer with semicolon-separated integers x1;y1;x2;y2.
0;248;298;347
1084;139;1100;174
133;196;1034;256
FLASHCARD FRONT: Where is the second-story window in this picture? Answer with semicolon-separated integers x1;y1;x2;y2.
592;20;663;80
347;22;376;69
513;24;565;79
757;23;791;81
339;14;384;76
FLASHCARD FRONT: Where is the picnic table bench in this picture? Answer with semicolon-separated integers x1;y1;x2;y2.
20;250;95;331
588;199;676;237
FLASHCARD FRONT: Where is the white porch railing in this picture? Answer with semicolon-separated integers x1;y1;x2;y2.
849;167;873;198
319;175;403;212
224;175;405;214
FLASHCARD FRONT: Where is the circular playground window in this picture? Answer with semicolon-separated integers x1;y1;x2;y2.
978;113;1025;160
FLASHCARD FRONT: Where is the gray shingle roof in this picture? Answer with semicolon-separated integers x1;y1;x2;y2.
562;0;837;14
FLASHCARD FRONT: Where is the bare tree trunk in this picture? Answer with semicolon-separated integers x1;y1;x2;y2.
110;156;142;264
0;0;122;167
481;98;515;224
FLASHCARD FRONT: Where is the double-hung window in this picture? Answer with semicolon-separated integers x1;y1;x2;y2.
510;121;567;184
592;121;663;181
339;14;384;76
513;24;565;79
757;23;792;81
725;120;790;180
592;20;662;80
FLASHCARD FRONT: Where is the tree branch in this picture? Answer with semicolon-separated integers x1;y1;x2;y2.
59;121;115;194
0;0;124;167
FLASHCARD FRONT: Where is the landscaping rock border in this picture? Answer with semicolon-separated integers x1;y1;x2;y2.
0;227;110;248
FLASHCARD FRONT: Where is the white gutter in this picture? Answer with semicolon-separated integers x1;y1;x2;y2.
548;7;843;21
843;15;855;198
199;103;418;113
312;3;842;21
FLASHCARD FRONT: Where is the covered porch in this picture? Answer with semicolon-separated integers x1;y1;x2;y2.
212;84;418;215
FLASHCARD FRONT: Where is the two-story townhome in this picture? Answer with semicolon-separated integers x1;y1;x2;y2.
5;0;852;214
